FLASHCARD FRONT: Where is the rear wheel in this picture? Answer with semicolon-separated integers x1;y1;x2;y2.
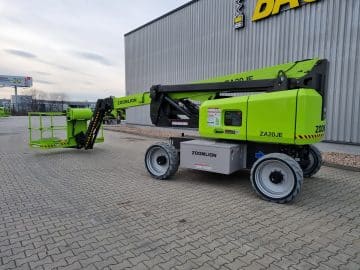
145;142;179;180
302;145;322;178
251;153;303;203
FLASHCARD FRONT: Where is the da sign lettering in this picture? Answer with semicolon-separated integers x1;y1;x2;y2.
252;0;318;22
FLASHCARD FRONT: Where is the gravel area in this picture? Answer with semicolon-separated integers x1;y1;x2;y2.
105;124;360;170
323;152;360;169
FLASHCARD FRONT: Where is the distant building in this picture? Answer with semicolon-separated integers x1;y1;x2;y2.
4;95;96;115
0;99;11;109
32;100;96;112
11;95;32;114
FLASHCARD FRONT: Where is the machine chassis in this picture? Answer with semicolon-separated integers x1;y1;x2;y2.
143;136;322;203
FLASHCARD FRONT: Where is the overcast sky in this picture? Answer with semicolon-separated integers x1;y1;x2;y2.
0;0;189;101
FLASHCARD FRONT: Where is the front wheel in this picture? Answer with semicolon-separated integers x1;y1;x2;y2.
251;153;303;203
302;145;322;178
145;142;179;180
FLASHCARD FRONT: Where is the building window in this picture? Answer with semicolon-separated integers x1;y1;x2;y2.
224;111;242;126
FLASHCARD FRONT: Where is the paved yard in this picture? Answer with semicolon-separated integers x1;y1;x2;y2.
0;116;359;270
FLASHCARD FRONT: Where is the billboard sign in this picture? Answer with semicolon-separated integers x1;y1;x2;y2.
0;75;33;87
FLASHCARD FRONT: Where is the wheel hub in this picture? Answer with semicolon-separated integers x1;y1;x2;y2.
156;156;167;165
269;170;284;184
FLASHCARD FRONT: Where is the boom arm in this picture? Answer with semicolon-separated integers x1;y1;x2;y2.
112;92;152;110
80;58;328;149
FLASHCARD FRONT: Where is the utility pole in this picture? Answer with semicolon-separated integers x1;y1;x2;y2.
14;85;18;113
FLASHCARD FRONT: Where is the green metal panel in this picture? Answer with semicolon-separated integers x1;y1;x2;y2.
295;89;326;145
199;88;325;145
199;96;248;140
247;90;298;144
67;108;93;120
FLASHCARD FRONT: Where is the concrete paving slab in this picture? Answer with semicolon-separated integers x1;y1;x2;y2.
1;117;359;270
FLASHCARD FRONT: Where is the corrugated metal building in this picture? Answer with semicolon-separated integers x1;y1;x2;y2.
125;0;360;145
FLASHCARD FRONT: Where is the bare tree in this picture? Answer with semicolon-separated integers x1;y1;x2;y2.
22;88;46;100
22;88;68;101
47;92;68;101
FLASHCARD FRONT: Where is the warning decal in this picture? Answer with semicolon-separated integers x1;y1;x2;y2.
208;108;221;127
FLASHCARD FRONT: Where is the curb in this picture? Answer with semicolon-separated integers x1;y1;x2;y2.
323;162;360;172
104;125;198;139
105;127;167;139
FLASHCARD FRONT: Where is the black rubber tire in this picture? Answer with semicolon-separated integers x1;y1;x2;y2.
250;153;303;204
302;145;322;178
144;142;179;180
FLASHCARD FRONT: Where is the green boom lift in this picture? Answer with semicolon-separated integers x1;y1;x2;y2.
0;107;10;117
29;58;328;203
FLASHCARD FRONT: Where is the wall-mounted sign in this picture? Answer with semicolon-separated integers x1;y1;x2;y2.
252;0;318;22
234;0;245;29
0;75;33;87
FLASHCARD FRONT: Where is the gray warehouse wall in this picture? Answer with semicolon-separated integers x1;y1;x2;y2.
125;0;360;144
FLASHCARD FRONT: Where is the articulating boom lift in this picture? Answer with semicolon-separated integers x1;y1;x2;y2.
29;59;328;203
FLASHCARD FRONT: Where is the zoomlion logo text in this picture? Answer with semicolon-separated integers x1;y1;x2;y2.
118;98;136;105
192;151;217;158
252;0;318;22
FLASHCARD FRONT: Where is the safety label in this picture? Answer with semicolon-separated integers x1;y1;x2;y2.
208;108;221;127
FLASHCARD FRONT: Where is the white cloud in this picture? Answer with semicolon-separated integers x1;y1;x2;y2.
0;0;190;101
